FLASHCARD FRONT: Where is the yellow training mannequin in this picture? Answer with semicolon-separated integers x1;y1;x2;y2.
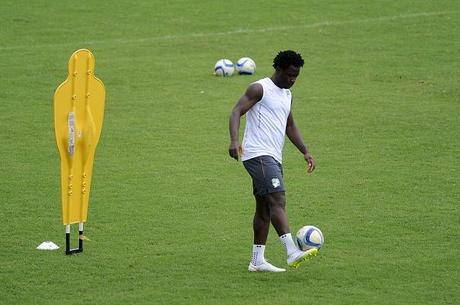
54;49;105;225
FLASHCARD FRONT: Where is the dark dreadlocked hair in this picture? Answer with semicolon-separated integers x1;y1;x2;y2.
272;50;304;70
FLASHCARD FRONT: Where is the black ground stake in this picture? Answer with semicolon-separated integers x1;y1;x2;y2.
65;223;84;255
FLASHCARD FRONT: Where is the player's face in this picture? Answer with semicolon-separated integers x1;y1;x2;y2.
279;65;300;89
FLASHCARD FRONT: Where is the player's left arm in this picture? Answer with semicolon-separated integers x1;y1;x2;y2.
286;109;316;173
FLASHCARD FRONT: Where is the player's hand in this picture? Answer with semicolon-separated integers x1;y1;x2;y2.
229;142;242;161
304;153;315;173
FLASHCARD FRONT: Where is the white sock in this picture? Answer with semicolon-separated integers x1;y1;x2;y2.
251;245;265;266
279;233;298;256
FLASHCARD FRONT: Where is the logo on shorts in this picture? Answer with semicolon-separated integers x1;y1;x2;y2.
271;178;280;188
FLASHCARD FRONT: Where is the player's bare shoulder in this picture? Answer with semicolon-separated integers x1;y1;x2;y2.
232;81;264;115
244;82;263;103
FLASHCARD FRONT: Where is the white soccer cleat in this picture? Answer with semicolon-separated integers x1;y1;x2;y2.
287;248;318;268
248;260;286;272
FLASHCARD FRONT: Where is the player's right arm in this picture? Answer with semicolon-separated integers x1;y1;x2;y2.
228;83;263;161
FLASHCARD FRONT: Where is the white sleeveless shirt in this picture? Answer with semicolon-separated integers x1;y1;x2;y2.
241;77;292;164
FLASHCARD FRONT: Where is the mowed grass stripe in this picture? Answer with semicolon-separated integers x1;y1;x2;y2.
0;10;458;52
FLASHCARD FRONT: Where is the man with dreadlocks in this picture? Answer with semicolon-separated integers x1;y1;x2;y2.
229;50;318;272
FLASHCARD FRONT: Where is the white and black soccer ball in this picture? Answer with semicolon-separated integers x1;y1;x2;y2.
235;57;256;75
214;59;234;76
295;225;324;250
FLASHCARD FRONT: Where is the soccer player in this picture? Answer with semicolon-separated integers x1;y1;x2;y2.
229;50;318;272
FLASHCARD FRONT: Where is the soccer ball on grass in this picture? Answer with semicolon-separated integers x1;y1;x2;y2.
214;59;235;76
235;57;256;75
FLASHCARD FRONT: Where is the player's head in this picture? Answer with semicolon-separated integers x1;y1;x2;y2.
272;50;304;89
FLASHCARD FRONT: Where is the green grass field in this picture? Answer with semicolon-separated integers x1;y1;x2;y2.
1;0;459;304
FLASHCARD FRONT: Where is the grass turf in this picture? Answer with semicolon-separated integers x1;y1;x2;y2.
1;1;459;304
